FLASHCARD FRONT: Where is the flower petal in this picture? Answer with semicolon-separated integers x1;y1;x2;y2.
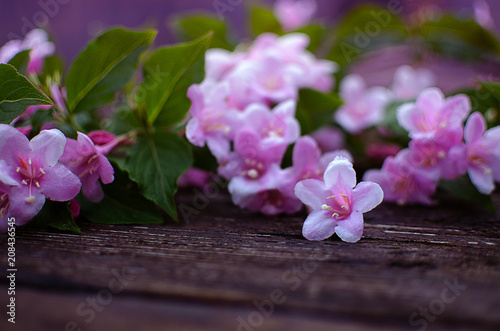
292;136;320;174
335;211;364;243
30;129;66;167
352;181;384;213
41;163;82;201
0;160;19;186
468;166;494;195
98;154;114;184
464;112;486;144
302;210;336;241
0;124;30;164
82;172;104;203
416;87;443;111
323;157;356;190
442;94;471;126
294;178;328;210
8;187;45;225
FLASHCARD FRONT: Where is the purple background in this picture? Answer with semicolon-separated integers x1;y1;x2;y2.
1;0;499;91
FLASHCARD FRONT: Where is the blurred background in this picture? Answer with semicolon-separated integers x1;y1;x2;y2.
1;0;499;92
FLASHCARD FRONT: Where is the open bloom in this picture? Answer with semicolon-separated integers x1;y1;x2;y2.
335;74;392;134
295;157;383;242
60;132;115;203
463;112;500;194
0;125;81;228
229;163;302;215
363;150;438;205
397;88;470;140
186;80;236;160
391;65;436;100
0;29;55;74
273;0;317;32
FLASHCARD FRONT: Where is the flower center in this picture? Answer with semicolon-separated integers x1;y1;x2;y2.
321;193;351;220
17;156;44;201
261;189;284;208
241;158;265;180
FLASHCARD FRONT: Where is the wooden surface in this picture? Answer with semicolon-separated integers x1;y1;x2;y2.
1;190;500;331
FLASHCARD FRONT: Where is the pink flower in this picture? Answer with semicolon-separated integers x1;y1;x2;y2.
248;33;336;93
0;29;55;74
363;150;438;205
391;65;436;100
59;132;115;203
311;126;345;153
273;0;317;32
229;163;302;215
218;127;287;180
474;0;495;29
288;135;352;182
366;143;401;163
178;168;211;188
294;157;383;242
0;125;81;228
186;81;235;160
463;112;500;194
396;88;470;140
407;129;465;181
205;48;244;81
335;74;392;134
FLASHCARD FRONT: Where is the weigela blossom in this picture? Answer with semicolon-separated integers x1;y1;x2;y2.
295;157;383;242
462;112;500;194
396;88;470;141
186;80;236;160
273;0;317;32
311;126;345;153
363;150;438;206
474;0;495;29
0;29;55;74
288;135;352;182
60;132;116;203
334;74;392;134
0;125;81;228
229;163;302;215
391;65;436;100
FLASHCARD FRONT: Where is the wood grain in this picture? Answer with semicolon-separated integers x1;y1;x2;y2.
1;190;499;331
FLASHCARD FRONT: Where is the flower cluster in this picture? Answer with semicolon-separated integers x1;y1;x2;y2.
364;88;500;204
0;124;121;230
186;32;346;215
335;65;436;134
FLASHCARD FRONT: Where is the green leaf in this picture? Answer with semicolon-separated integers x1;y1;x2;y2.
420;16;500;61
39;55;64;82
66;28;157;113
380;100;411;137
0;64;53;124
453;85;500;128
30;200;82;234
296;89;342;135
249;3;283;36
139;32;212;126
295;24;326;53
8;50;31;75
173;14;234;50
124;132;193;221
328;5;407;68
78;165;164;225
439;176;495;213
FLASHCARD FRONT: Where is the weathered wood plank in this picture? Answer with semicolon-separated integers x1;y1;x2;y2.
0;191;499;330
